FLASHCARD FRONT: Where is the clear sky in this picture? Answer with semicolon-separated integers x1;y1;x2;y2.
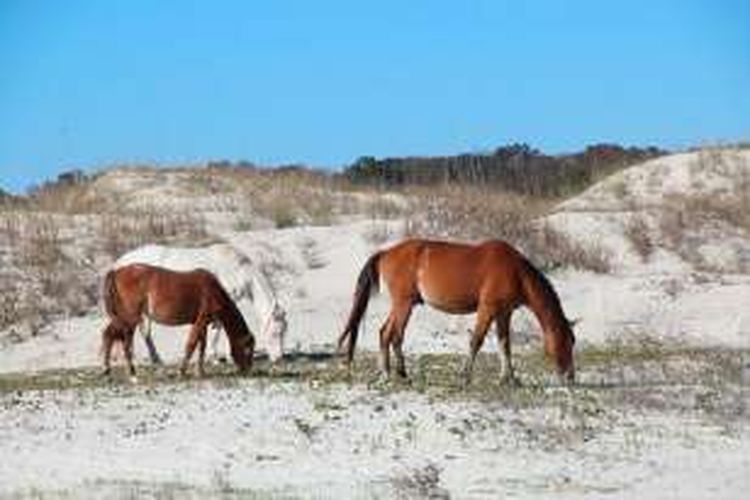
1;0;749;193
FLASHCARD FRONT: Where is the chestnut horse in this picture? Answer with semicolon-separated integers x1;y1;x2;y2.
338;239;576;385
101;263;255;377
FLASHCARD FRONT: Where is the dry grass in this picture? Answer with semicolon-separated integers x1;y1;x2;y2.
624;213;654;262
0;213;93;334
19;153;733;336
3;165;398;336
0;207;211;338
0;282;24;333
25;175;106;214
404;186;612;272
653;151;750;272
100;208;210;259
181;166;407;228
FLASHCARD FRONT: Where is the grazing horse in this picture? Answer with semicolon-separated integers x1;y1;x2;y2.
114;244;287;364
101;264;255;377
338;239;576;385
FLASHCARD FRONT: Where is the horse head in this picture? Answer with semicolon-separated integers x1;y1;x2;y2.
230;330;255;372
558;317;577;384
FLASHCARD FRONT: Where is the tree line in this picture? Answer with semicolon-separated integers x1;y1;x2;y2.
16;142;667;201
341;143;666;197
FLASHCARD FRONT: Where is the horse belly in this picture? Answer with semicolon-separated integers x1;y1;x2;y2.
417;278;478;314
147;291;198;326
414;249;482;313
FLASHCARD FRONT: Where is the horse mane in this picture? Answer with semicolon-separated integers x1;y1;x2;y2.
212;278;254;344
520;258;575;344
250;272;280;321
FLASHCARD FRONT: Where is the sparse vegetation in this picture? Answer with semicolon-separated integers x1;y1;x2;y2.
404;185;612;272
624;213;654;262
647;150;750;272
391;463;449;499
100;208;210;259
0;341;746;498
0;145;680;336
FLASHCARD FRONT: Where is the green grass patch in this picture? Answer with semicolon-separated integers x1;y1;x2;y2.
1;346;746;419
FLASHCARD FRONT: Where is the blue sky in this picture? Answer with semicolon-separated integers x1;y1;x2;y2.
1;1;749;193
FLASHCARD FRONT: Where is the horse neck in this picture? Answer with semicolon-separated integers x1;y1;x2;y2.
251;273;276;320
217;298;251;343
520;263;568;337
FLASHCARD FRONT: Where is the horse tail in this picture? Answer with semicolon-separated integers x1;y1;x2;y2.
100;269;122;359
338;251;382;364
103;270;120;320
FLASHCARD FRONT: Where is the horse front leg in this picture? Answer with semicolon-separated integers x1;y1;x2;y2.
180;317;209;377
140;317;163;365
210;322;227;363
460;306;494;388
197;329;207;377
495;310;521;387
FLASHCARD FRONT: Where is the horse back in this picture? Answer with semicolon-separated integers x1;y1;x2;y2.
379;239;526;312
112;264;228;325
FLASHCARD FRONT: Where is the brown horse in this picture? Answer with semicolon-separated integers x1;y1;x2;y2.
101;263;255;377
338;238;576;385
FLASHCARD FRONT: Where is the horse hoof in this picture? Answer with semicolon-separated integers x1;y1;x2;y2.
395;372;411;386
100;369;112;380
501;375;522;388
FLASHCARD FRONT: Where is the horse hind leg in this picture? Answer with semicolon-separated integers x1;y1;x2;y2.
374;301;414;383
101;322;119;377
376;313;394;380
390;305;414;380
101;322;131;376
115;325;138;381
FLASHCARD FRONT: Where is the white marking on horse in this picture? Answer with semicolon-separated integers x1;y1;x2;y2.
146;290;156;320
415;246;437;306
